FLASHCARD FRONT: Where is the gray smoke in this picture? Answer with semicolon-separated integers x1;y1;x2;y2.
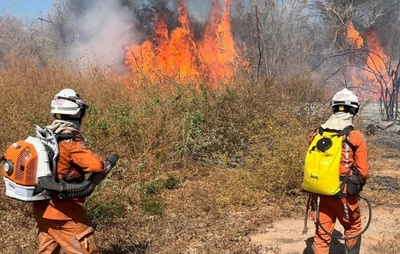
186;0;213;22
67;0;139;71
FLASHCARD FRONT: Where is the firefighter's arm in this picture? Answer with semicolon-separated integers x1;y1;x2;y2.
69;140;106;174
354;133;369;184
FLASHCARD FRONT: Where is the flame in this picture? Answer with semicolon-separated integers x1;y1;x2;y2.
199;0;235;82
346;22;391;99
364;30;389;78
125;0;238;85
346;22;365;94
347;22;363;48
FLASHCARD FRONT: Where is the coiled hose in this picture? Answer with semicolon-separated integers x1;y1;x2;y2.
315;194;372;240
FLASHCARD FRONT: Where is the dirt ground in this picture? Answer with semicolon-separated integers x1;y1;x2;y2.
250;131;400;254
250;205;399;254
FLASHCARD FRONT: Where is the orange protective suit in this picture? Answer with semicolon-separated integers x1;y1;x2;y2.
33;131;105;254
309;128;369;254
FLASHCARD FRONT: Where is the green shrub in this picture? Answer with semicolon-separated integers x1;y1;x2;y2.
85;198;126;224
163;175;180;190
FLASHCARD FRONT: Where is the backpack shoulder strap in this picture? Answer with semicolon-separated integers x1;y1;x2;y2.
317;127;338;137
317;126;324;136
337;125;354;137
55;132;82;141
338;125;356;152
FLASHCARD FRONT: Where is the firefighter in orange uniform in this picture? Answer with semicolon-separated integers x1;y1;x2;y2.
33;89;105;254
309;88;369;254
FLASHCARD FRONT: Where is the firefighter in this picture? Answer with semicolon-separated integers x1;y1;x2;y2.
32;88;105;254
309;88;369;254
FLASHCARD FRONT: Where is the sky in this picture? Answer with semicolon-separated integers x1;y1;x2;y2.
0;0;54;19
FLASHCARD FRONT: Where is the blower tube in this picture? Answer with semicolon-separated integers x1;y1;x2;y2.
37;153;119;199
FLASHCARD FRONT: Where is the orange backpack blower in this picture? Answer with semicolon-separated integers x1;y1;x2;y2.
1;125;118;201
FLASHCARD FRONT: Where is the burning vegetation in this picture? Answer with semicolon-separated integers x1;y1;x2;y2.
346;21;391;98
125;0;240;85
344;19;399;119
1;1;400;253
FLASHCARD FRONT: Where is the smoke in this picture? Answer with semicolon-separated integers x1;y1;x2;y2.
185;0;214;22
145;0;215;22
62;0;249;71
67;0;139;70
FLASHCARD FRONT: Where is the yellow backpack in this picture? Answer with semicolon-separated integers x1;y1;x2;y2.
302;126;354;196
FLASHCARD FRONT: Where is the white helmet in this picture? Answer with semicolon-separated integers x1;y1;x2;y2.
330;88;359;109
51;89;87;118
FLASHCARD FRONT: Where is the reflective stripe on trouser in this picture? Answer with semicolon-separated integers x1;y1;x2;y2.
311;196;362;254
36;218;100;254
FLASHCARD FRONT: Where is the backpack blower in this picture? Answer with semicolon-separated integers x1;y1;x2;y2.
1;125;119;201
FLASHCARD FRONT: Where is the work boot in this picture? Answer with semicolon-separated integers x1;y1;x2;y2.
345;237;361;254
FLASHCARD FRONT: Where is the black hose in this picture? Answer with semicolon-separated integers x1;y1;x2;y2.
315;195;372;240
37;153;119;199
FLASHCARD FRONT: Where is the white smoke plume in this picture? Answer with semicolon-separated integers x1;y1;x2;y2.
67;0;139;71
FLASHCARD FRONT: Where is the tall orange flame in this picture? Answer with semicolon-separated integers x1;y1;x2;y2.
346;22;391;99
199;0;235;82
347;22;363;48
125;0;237;85
365;30;389;79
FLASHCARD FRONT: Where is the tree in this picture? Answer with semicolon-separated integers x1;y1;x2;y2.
311;0;400;120
230;0;314;84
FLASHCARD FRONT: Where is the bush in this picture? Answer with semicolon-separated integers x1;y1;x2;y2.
85;198;126;225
